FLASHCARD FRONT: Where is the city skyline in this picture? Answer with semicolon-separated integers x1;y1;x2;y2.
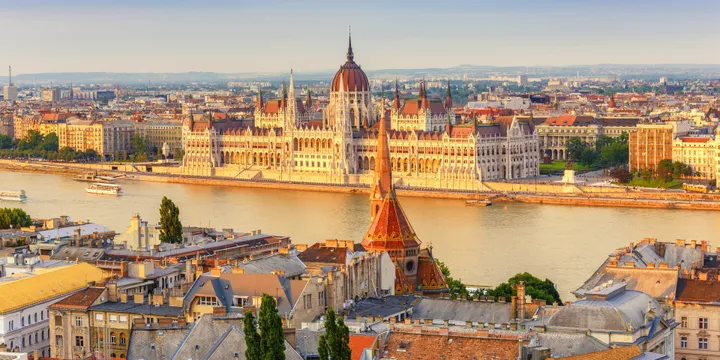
3;0;720;75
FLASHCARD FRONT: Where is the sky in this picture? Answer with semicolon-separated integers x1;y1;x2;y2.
2;0;720;74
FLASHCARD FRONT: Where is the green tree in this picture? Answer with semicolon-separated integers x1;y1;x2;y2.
565;137;586;161
243;312;262;360
318;308;351;360
40;132;59;152
487;272;562;305
0;135;12;149
579;148;598;167
159;196;183;243
0;208;32;230
610;167;632;183
133;134;148;162
656;159;674;182
258;293;285;360
435;258;468;300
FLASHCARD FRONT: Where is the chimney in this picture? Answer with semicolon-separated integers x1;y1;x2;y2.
511;296;518;320
516;281;526;320
133;293;144;304
108;283;118;302
701;240;708;252
120;293;128;303
283;328;297;348
231;268;245;274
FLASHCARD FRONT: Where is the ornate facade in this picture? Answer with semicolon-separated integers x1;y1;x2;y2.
181;34;540;187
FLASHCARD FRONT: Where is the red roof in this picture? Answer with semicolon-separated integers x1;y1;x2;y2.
680;137;711;143
542;115;597;126
361;196;421;251
349;335;377;360
331;35;369;92
263;100;282;114
676;279;720;302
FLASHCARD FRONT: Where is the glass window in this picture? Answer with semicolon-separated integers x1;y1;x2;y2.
119;315;127;323
681;317;687;328
75;317;82;327
96;314;104;321
699;337;708;350
109;315;117;322
681;336;687;348
75;336;84;347
700;318;708;329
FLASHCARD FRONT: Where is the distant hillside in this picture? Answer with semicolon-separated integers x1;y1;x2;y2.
9;64;720;85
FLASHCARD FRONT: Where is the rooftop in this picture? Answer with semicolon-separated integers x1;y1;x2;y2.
675;278;720;303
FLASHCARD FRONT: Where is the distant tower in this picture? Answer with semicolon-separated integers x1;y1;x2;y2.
3;66;18;102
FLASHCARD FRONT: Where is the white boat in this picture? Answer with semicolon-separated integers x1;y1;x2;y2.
0;190;27;202
85;183;123;196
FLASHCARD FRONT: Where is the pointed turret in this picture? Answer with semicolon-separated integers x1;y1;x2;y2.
445;112;453;134
393;80;401;110
347;27;354;62
256;90;263;111
369;96;393;220
608;95;616;109
305;87;312;111
420;81;428;109
445;79;452;110
280;81;287;109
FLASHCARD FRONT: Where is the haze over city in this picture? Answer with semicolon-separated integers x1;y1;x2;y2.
3;0;720;74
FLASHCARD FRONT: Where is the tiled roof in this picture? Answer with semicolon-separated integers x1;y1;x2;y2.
412;298;510;324
349;334;377;360
536;332;609;358
557;345;643;359
679;136;711;143
676;278;720;303
361;195;421;252
542;115;597;126
297;243;351;265
380;331;519;360
49;287;105;310
0;263;106;314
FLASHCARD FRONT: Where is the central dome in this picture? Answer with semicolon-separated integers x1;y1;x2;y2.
331;34;369;92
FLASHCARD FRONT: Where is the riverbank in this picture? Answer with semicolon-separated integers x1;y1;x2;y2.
2;159;720;209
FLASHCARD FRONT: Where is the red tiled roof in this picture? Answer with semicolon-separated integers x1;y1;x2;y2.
49;287;105;310
380;332;519;360
542;115;597;126
679;137;711;143
401;100;420;116
297;243;349;265
263;100;282;114
361;196;421;252
676;279;720;302
349;335;377;360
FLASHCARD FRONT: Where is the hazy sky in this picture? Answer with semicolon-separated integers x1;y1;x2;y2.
2;0;719;74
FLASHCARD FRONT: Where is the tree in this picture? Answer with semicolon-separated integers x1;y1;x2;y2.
258;293;285;360
318;308;351;360
159;196;183;243
565;137;586;161
656;159;674;183
133;134;148;162
579;148;598;167
40;133;59;152
435;259;468;300
0;135;12;149
0;208;32;230
610;167;632;183
487;272;562;305
243;312;262;360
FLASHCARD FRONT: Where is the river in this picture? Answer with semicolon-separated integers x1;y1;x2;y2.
2;170;719;300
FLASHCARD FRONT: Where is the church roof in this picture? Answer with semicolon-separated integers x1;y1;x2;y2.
331;33;369;92
362;195;421;252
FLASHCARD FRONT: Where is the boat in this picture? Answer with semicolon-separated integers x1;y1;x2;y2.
73;172;114;183
465;199;492;207
0;190;28;202
85;183;123;196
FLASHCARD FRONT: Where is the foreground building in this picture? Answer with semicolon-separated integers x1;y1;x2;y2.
181;34;540;189
674;278;720;360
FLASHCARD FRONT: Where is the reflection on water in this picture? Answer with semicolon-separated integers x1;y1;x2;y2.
3;170;719;299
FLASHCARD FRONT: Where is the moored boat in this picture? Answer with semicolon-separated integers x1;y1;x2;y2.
465;199;492;207
85;183;123;196
73;172;114;183
0;190;27;202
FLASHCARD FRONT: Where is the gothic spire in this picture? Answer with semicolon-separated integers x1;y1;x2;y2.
393;79;401;110
280;80;287;108
256;89;263;110
370;92;393;210
347;27;354;62
445;79;452;109
420;80;428;109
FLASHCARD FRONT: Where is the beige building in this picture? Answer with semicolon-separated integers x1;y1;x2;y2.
536;115;601;160
58;118;135;158
135;120;184;156
675;279;720;360
41;88;61;102
49;287;106;360
183;271;326;329
672;135;718;180
630;121;690;172
13;115;38;140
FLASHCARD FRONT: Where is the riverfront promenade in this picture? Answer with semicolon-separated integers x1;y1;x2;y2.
2;159;720;210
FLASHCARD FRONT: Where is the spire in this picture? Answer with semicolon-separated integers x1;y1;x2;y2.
369;92;393;219
420;81;428;109
393;80;401;110
280;81;287;108
256;89;263;110
608;95;616;109
445;79;452;110
347;26;354;62
305;87;312;110
445;111;453;134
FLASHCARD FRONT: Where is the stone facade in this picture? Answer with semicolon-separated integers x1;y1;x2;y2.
181;37;540;188
672;132;719;180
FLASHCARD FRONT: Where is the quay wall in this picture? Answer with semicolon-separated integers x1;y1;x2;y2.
2;160;720;207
